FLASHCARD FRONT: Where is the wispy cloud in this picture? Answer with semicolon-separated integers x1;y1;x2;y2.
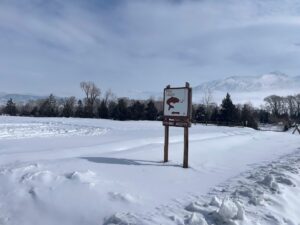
0;0;300;96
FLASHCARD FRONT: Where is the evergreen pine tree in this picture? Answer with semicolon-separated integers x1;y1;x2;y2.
129;101;145;120
98;100;109;119
241;104;258;129
258;109;270;124
210;106;220;123
75;100;84;118
83;101;94;118
31;106;39;117
4;98;17;116
108;101;117;119
220;93;237;125
39;94;58;117
195;105;206;123
145;100;158;120
115;98;128;121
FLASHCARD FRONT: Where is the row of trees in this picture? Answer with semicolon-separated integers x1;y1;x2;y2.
0;95;159;121
193;93;258;129
192;93;300;129
0;92;260;129
264;94;300;122
1;81;299;130
0;82;160;121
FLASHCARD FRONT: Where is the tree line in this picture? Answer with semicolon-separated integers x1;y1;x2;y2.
193;93;259;129
0;82;160;121
192;93;300;130
1;81;300;130
263;94;300;123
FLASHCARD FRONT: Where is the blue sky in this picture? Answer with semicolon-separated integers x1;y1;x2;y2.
1;0;300;97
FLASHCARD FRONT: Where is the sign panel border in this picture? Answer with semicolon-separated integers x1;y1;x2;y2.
163;84;192;128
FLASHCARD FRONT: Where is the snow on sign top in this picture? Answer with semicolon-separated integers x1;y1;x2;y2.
163;88;190;117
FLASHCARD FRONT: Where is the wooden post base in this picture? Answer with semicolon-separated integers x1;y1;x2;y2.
183;127;189;168
164;126;169;162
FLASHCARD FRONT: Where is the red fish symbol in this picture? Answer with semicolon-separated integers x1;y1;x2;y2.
167;97;180;110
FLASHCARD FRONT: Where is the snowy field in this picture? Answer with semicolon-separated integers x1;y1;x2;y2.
0;116;299;225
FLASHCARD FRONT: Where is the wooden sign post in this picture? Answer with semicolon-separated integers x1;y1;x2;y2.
293;124;300;135
163;82;192;168
164;125;169;162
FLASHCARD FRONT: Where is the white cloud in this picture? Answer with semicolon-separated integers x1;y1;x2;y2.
0;0;300;97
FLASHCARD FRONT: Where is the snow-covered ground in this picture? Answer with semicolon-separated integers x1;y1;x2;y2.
0;116;299;225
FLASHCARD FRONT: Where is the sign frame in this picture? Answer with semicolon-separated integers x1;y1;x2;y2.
163;84;192;128
162;82;192;168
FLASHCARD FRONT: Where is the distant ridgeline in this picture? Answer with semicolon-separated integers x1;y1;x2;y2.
0;93;45;105
126;73;300;105
1;81;300;131
194;72;300;93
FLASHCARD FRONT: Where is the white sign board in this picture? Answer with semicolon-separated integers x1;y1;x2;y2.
164;88;189;117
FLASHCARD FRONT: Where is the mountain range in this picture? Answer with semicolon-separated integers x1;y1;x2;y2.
192;72;300;105
194;72;300;93
1;72;300;106
0;93;45;105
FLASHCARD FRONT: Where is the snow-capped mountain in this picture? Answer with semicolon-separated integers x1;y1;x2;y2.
0;93;45;105
194;72;300;93
192;72;300;105
126;72;300;105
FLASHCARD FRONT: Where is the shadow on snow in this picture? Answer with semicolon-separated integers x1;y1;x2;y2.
80;157;181;167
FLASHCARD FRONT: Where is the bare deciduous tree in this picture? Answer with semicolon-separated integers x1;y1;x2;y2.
202;88;214;124
202;88;213;107
62;96;76;117
285;95;296;116
80;81;101;116
264;95;282;116
80;81;101;104
295;94;300;118
103;89;115;106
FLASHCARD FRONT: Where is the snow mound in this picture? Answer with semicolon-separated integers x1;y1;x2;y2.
65;170;97;185
184;213;208;225
259;174;280;192
169;215;184;225
249;193;265;206
0;163;39;176
108;192;136;203
103;212;143;225
276;176;294;186
217;198;244;222
186;202;207;214
186;198;245;225
20;170;56;184
210;196;221;207
183;151;300;225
